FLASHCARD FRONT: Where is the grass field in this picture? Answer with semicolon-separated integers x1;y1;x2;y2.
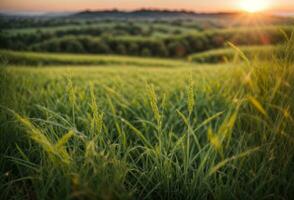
188;45;276;63
1;36;294;199
0;45;280;66
0;49;195;67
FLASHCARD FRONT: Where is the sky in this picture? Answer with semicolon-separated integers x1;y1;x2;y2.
0;0;294;13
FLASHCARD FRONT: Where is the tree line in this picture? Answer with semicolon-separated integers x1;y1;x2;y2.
0;26;292;57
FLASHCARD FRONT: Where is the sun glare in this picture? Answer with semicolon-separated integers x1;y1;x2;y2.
240;0;268;13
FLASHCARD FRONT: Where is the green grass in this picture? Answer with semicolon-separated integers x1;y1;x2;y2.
188;45;277;63
0;49;196;67
1;38;294;199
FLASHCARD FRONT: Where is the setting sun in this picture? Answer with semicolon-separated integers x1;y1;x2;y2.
240;0;269;13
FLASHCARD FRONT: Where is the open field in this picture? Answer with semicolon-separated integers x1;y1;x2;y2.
0;44;284;66
1;37;294;199
0;50;195;67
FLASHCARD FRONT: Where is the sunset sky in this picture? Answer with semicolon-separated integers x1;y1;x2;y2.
0;0;294;13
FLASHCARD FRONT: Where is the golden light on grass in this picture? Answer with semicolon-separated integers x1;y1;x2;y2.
240;0;269;13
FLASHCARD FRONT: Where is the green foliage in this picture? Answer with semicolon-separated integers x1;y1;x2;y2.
1;25;293;57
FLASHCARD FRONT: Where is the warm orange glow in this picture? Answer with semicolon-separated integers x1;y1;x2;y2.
0;0;293;13
240;0;269;13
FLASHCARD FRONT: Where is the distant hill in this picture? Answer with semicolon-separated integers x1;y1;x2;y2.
0;11;73;18
0;9;290;22
72;9;239;19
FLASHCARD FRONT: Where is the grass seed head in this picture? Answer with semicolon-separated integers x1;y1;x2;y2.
187;75;195;116
147;84;161;124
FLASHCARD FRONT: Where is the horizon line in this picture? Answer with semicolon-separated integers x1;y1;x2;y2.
0;7;294;17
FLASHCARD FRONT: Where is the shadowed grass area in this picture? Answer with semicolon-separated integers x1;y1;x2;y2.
0;37;294;199
0;49;195;67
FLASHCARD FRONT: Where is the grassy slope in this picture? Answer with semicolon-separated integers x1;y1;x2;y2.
0;49;195;67
188;45;276;63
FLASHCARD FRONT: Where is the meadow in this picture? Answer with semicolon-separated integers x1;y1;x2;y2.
1;12;294;200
